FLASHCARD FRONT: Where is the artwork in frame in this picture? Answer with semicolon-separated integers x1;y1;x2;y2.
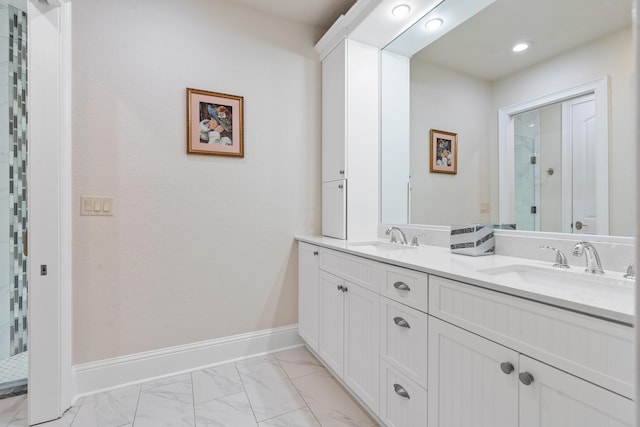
186;88;244;157
430;129;457;174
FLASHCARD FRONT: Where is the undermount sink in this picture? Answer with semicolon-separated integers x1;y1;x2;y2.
347;241;416;251
477;264;633;290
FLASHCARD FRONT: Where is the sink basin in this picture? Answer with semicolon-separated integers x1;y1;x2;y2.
347;241;416;251
477;264;632;291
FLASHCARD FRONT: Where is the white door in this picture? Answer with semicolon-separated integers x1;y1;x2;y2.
28;0;72;423
343;281;379;413
318;271;344;377
562;94;607;235
428;317;519;427
519;355;634;427
297;243;319;352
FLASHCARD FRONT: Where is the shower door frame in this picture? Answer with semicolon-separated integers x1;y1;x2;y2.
27;0;73;424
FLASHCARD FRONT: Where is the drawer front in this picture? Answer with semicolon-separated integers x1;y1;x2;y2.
380;297;428;388
380;265;428;312
379;360;427;427
319;249;379;293
429;275;634;399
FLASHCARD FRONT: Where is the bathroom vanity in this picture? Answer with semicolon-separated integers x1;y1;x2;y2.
297;237;634;427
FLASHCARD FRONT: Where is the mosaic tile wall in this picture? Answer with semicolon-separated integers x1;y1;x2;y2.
8;5;27;357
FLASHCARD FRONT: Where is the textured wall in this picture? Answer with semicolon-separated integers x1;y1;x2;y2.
72;0;322;364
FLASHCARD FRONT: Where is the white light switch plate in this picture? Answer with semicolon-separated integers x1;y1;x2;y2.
81;196;114;216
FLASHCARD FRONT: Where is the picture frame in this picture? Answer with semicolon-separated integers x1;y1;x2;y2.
430;129;457;174
186;88;244;157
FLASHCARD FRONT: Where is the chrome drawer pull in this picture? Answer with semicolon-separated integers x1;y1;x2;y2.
393;317;411;329
393;281;411;291
393;384;410;399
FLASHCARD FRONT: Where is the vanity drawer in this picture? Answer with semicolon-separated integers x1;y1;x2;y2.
379;360;427;427
319;249;378;293
380;265;428;312
429;275;634;399
380;297;428;388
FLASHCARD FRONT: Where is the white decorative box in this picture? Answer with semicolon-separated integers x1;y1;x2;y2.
450;224;495;256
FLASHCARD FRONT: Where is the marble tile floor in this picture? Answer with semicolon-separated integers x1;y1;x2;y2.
0;346;379;427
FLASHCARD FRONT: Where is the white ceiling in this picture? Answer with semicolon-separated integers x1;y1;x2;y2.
412;0;633;81
232;0;357;30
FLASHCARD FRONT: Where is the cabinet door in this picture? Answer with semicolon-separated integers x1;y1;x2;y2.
318;271;345;377
344;281;380;413
298;243;320;352
519;355;634;427
321;40;347;183
428;317;519;427
322;180;346;239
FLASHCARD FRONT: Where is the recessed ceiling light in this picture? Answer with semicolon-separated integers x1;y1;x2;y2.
512;42;530;53
425;18;443;31
392;4;411;17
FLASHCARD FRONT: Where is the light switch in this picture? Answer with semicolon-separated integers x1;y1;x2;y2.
83;198;93;212
81;196;114;216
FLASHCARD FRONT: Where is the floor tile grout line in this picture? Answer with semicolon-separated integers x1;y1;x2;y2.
191;371;197;427
258;405;314;425
234;360;260;426
130;383;143;427
288;373;324;427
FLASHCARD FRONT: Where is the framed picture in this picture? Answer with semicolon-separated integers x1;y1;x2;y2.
186;88;244;157
430;129;457;174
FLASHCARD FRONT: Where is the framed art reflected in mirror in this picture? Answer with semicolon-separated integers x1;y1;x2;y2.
430;129;457;174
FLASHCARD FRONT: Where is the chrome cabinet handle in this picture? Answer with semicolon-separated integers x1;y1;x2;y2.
337;284;343;291
393;384;410;399
500;362;514;374
338;184;344;189
339;169;345;175
393;281;411;291
519;372;534;385
343;285;348;293
393;317;411;329
313;251;319;256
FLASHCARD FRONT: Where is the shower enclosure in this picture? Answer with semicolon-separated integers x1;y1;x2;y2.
0;0;28;399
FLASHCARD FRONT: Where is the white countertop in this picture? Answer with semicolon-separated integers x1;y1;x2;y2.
297;235;635;325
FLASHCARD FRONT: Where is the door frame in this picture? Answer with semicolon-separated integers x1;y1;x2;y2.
498;77;609;229
27;0;73;423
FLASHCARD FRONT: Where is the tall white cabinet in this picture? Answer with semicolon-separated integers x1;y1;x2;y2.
320;38;378;240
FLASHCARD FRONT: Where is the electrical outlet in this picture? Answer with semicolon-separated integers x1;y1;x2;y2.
80;196;114;216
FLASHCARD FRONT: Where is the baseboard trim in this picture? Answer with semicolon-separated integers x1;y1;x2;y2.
73;324;302;398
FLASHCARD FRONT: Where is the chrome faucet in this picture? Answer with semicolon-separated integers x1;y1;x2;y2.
623;262;635;280
571;241;604;274
385;227;408;245
539;246;570;269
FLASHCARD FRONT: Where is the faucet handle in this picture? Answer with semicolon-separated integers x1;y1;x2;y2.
624;262;636;280
539;246;570;269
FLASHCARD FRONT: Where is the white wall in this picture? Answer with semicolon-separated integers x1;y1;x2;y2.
72;0;322;364
491;27;634;236
409;60;492;225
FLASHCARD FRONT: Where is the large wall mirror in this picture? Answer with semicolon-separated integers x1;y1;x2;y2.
380;0;634;237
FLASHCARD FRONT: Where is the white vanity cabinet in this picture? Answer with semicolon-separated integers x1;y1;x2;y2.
297;241;634;427
429;317;634;427
320;38;379;241
297;242;320;352
317;252;380;414
428;275;635;427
